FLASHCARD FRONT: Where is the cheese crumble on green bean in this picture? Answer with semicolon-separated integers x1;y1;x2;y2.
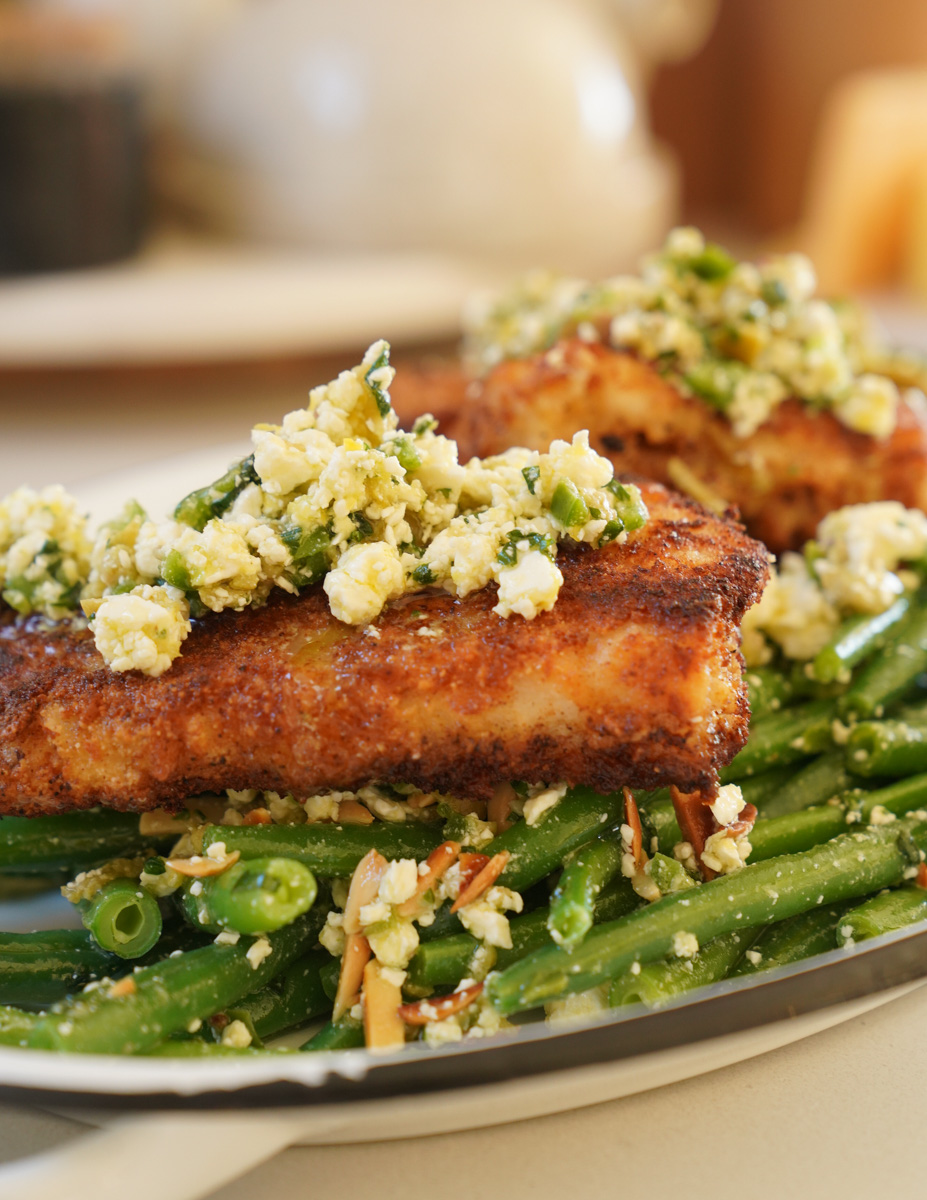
743;500;927;665
0;340;647;677
464;226;920;440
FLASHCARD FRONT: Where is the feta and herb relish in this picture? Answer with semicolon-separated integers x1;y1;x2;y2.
0;341;647;677
465;226;917;440
743;501;927;666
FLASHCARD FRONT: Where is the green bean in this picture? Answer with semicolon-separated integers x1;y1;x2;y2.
201;822;441;877
749;805;849;861
837;886;927;944
720;699;837;783
608;927;760;1008
0;1006;41;1046
758;751;860;819
144;1041;273;1058
492;787;625;893
0;811;166;875
81;878;162;959
234;950;330;1040
406;876;641;994
845;719;927;778
0;930;120;1008
548;836;623;950
746;666;799;720
840;597;927;720
22;907;326;1054
406;908;552;993
179;857;317;935
730;905;848;976
858;773;927;821
739;765;802;815
811;596;910;684
487;819;927;1015
637;791;679;857
301;1015;365;1052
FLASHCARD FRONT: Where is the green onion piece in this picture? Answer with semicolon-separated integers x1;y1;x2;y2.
522;465;540;494
412;563;437;585
550;479;589;527
364;345;393;417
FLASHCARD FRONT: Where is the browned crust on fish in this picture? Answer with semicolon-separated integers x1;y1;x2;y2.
405;340;927;554
0;482;767;816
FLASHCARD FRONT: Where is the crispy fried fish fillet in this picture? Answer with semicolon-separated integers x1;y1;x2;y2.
406;340;927;554
0;483;767;818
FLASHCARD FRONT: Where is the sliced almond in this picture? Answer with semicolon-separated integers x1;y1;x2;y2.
165;850;241;879
918;862;927;889
398;982;483;1026
396;841;460;918
405;792;438;810
362;960;405;1053
343;848;388;935
333;932;371;1021
242;808;272;826
107;976;137;999
139;809;190;837
450;850;510;913
337;800;376;826
671;784;717;880
488;782;517;829
623;787;645;871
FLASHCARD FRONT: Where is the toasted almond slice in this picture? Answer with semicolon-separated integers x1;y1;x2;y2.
671;784;717;879
243;808;272;826
362;960;405;1053
337;799;376;826
727;802;758;839
139;809;190;837
405;792;439;810
333;932;371;1021
343;848;388;935
165;850;241;878
107;976;137;999
623;787;644;871
450;850;510;913
396;841;461;918
398;982;483;1027
918;862;927;889
488;782;517;829
456;851;490;894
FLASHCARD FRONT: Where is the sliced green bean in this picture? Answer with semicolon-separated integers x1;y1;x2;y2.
746;666;799;720
81;878;162;959
487;819;927;1015
845;719;927;778
739;765;802;815
749;805;849;861
234;950;330;1039
180;857;317;935
301;1015;365;1052
202;822;441;877
758;751;859;819
811;596;910;684
858;773;927;821
730;905;848;976
23;907;326;1054
0;930;120;1008
840;597;927;720
548;836;622;949
608;927;760;1008
0;811;167;875
721;699;837;783
491;787;625;893
837;886;927;944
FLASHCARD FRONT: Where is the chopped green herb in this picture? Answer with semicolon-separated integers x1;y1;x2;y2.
522;465;540;495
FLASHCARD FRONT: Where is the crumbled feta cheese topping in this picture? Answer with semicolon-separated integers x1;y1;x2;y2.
0;485;91;618
672;931;699;958
742;501;927;665
522;782;568;827
5;342;645;676
245;937;272;970
709;784;746;828
220;1019;252;1049
464;226;911;441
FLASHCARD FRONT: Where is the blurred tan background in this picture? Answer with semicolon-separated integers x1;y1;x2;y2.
4;0;927;491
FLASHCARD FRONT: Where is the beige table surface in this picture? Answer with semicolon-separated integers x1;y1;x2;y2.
3;358;927;1199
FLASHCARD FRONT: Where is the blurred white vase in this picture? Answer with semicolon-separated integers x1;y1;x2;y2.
177;0;696;274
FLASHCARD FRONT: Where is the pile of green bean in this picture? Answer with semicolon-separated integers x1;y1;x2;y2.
3;589;927;1057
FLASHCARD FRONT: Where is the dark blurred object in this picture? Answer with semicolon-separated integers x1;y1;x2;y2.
652;0;927;236
0;9;146;274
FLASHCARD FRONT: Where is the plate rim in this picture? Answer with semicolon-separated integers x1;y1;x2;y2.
0;922;925;1110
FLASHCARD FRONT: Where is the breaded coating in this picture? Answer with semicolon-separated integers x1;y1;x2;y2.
416;340;927;554
0;483;767;817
